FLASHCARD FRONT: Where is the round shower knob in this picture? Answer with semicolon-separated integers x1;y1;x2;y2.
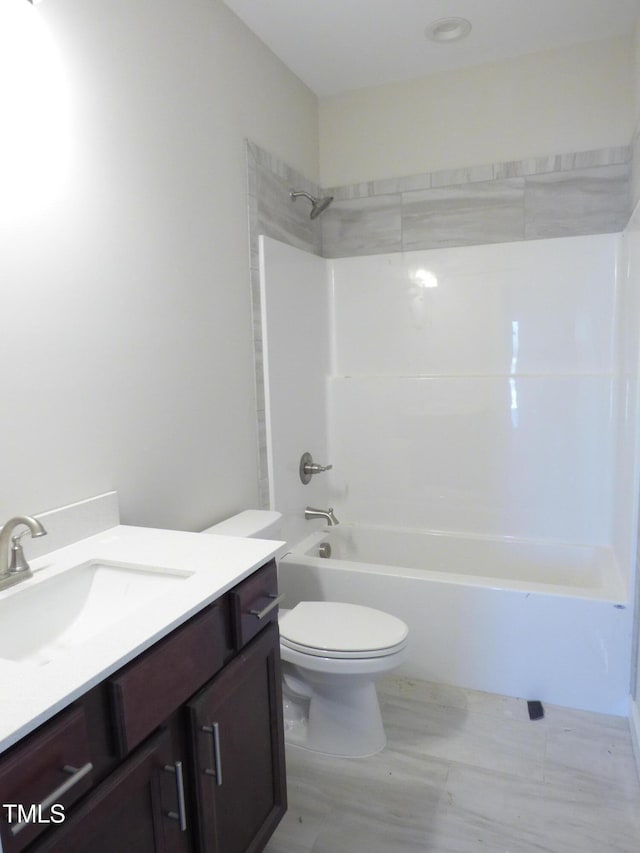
299;452;333;484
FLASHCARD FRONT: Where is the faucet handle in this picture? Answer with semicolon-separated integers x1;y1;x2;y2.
9;532;31;574
8;522;46;575
299;452;333;484
0;516;46;587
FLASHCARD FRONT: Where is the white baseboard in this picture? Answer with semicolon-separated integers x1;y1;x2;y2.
629;695;640;784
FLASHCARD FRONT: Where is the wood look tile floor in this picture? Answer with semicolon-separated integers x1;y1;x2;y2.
264;676;640;853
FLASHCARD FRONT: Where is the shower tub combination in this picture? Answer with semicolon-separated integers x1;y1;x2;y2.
278;523;632;715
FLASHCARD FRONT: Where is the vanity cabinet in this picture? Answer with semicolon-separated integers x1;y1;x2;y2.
32;724;191;853
0;706;94;853
188;623;286;853
0;559;286;853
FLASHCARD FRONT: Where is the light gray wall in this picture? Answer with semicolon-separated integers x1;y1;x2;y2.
0;0;318;531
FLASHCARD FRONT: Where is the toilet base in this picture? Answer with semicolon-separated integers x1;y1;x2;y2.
282;667;387;757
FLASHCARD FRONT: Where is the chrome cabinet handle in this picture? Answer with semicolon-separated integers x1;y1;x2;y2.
249;592;285;620
10;762;93;837
164;761;187;831
201;723;223;786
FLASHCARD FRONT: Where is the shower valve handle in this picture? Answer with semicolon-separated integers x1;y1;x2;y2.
306;462;332;474
299;452;332;484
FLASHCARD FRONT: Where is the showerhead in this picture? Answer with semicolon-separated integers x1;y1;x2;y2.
289;190;334;219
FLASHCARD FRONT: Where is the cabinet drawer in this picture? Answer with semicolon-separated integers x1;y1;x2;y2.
31;726;190;853
0;706;93;853
229;560;280;649
109;600;230;757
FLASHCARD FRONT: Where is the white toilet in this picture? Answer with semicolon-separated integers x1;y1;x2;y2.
202;510;409;757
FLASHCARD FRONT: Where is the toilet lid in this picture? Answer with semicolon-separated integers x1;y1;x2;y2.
279;601;408;659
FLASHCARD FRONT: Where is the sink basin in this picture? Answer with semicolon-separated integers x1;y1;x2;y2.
0;561;192;666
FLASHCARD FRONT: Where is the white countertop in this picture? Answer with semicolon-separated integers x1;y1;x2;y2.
0;525;282;753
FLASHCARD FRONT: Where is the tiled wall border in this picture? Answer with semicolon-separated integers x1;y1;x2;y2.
246;141;634;507
325;146;630;201
321;147;631;257
631;120;640;212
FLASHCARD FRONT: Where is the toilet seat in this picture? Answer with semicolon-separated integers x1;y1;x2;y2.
279;601;408;660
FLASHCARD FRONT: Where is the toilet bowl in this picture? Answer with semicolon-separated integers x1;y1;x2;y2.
279;601;408;756
202;511;409;757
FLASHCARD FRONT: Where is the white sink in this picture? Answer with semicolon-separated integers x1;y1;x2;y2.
0;561;192;666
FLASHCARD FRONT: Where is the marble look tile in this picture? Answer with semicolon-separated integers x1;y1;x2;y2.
328;173;432;202
568;146;630;169
257;477;270;511
265;677;640;853
266;739;449;853
245;143;258;198
256;163;322;255
325;146;629;206
325;181;374;201
379;676;634;731
381;690;547;781
401;178;525;250
372;174;432;195
379;676;530;722
524;164;631;239
430;163;494;188
367;177;400;196
388;173;432;193
631;131;640;211
544;714;640;794
321;195;402;258
502;147;632;180
432;763;640;853
493;158;529;179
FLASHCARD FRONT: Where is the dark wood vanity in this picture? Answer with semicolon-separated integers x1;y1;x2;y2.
0;560;286;853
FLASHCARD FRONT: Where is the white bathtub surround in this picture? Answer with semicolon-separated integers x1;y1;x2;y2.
327;234;621;557
258;231;640;717
259;235;620;550
265;676;640;853
259;236;331;516
280;527;631;716
329;374;613;544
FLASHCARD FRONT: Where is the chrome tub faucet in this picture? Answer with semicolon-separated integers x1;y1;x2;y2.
304;507;340;526
0;516;47;591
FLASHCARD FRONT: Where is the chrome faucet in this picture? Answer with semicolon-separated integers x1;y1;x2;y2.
0;516;47;591
304;507;340;526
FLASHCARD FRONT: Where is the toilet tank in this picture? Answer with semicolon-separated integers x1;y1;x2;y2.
201;510;283;540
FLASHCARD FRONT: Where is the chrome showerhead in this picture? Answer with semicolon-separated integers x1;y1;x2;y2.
289;190;334;219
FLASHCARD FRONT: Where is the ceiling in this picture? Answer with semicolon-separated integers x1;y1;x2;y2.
223;0;640;97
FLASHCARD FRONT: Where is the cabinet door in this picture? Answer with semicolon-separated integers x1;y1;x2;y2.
0;706;93;853
188;623;286;853
32;727;191;853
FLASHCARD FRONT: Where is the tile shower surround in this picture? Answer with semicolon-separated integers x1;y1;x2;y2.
246;140;632;508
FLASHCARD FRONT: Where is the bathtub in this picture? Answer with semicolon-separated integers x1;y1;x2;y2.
278;524;633;715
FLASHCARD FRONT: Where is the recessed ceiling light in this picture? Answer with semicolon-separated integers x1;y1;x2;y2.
425;17;472;43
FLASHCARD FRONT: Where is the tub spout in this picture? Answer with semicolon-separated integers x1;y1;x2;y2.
304;507;340;526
